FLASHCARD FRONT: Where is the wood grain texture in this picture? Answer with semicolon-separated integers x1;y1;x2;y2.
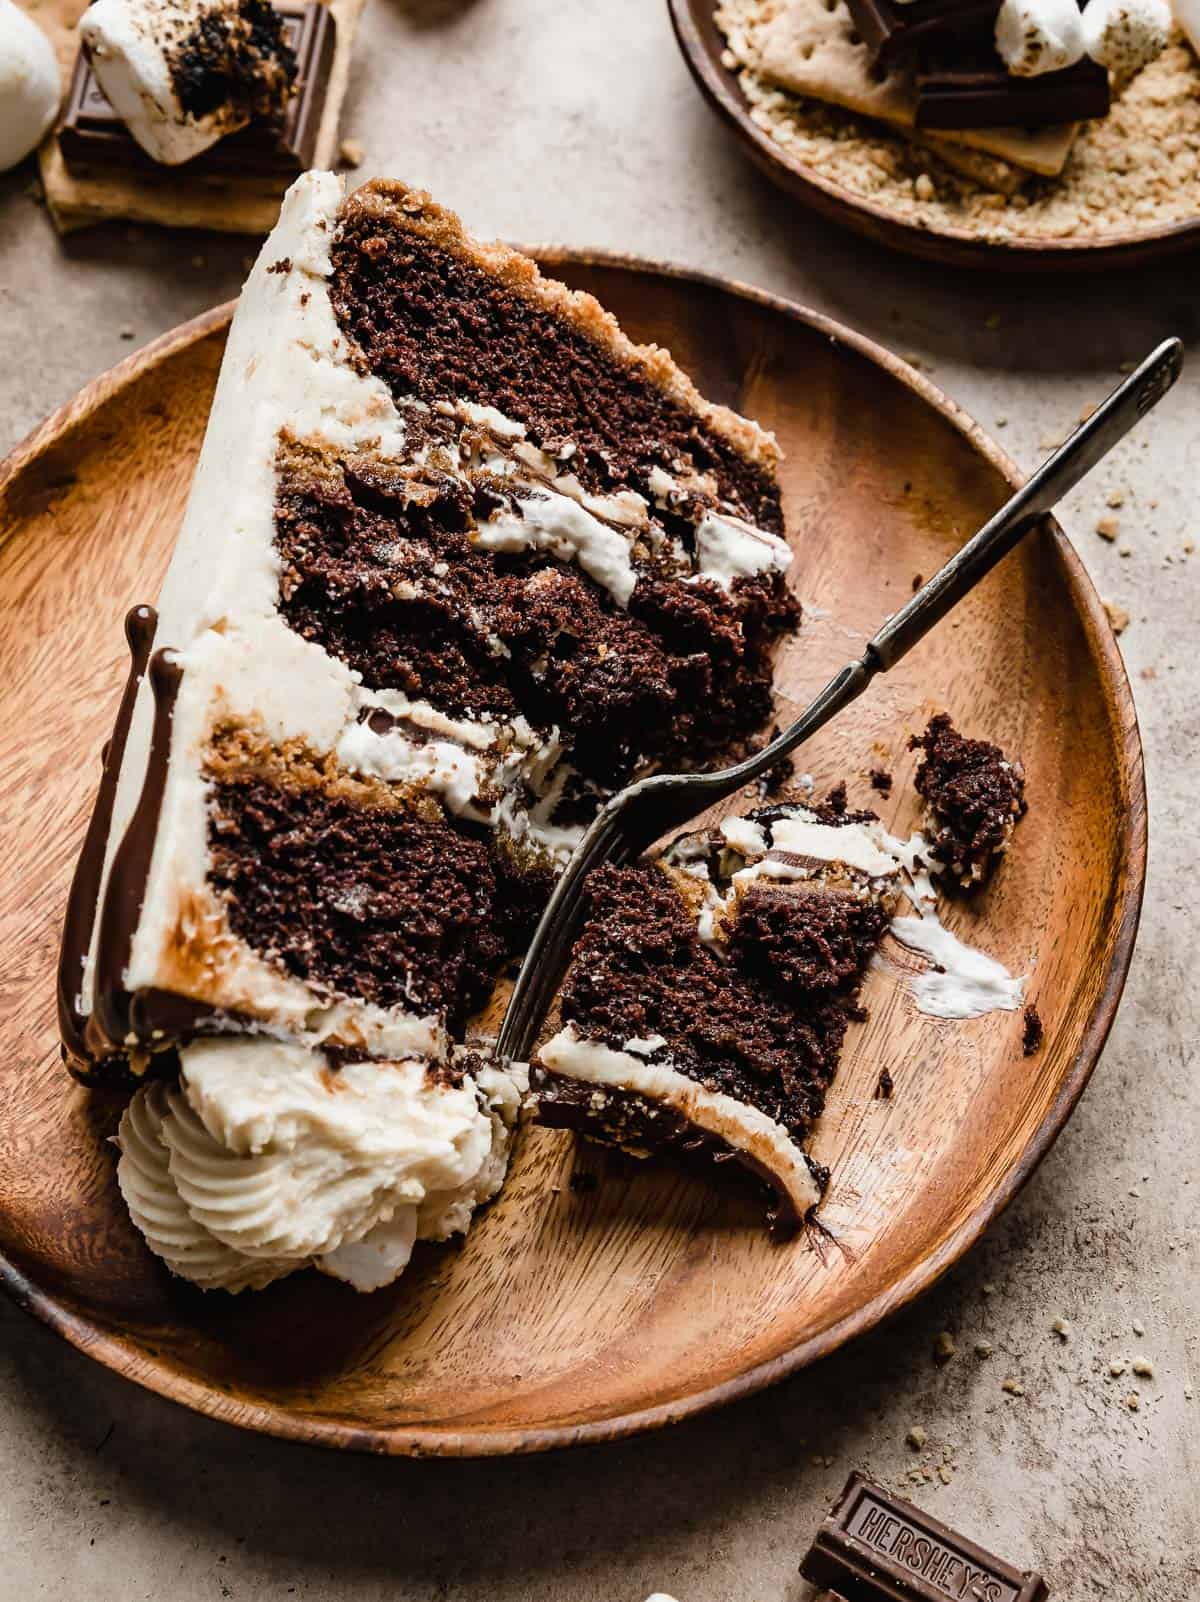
667;0;1200;273
0;261;1145;1455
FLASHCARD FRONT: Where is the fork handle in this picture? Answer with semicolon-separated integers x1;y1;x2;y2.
731;335;1183;788
867;336;1182;673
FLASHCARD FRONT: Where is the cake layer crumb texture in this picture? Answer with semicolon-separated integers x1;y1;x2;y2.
909;712;1026;887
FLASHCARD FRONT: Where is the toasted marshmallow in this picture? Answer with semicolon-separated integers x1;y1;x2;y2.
0;0;60;171
80;0;295;166
1082;0;1171;75
995;0;1086;74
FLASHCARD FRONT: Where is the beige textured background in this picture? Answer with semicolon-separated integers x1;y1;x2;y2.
0;1;1197;1598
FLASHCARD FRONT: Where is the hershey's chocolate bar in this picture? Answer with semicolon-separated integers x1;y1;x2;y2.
801;1473;1049;1602
843;0;1001;66
914;53;1110;129
60;0;335;178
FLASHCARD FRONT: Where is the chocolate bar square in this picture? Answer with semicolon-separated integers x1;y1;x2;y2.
843;0;1002;66
60;0;336;178
801;1472;1049;1602
915;51;1110;129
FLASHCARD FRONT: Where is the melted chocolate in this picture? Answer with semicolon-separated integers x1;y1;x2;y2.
85;647;184;1069
58;606;157;1082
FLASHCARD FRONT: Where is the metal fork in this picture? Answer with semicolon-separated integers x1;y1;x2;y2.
496;337;1183;1067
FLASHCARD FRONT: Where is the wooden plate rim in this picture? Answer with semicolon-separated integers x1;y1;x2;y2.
666;0;1200;273
0;260;1147;1455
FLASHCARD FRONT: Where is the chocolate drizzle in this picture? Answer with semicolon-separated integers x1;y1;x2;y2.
84;647;184;1073
58;606;157;1082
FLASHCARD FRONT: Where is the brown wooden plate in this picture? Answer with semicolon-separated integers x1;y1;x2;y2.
0;256;1144;1454
668;0;1200;272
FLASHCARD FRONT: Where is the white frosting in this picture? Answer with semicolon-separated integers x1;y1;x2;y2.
766;812;902;879
995;0;1085;75
1082;0;1170;73
692;510;792;590
0;0;59;172
538;1024;821;1214
80;0;288;165
317;1209;418;1292
117;1081;293;1293
890;914;1026;1020
118;1038;517;1293
719;815;768;857
879;829;1027;1021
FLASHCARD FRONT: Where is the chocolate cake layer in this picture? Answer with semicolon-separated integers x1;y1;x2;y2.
556;863;849;1143
910;713;1026;888
275;441;797;786
330;198;782;531
207;741;503;1028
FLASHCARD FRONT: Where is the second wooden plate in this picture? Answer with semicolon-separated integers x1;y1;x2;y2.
668;0;1200;272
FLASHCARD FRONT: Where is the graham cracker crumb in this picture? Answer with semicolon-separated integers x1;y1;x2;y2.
340;137;366;168
1132;1357;1155;1377
934;1331;957;1364
715;1;1200;247
906;1425;928;1449
1104;600;1131;634
1097;515;1121;540
1107;489;1127;508
1052;1317;1071;1339
1110;1359;1127;1376
1002;1378;1025;1396
974;1340;993;1358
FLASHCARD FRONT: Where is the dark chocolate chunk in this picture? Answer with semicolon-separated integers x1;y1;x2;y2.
60;0;335;177
802;1472;1049;1602
843;0;1000;65
915;53;1109;130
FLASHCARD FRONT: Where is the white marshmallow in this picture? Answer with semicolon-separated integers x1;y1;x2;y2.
1082;0;1171;75
994;0;1086;75
0;0;60;171
80;0;291;165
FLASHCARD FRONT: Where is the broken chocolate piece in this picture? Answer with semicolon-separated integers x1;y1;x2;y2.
843;0;1001;65
60;0;335;177
915;52;1109;130
801;1472;1049;1602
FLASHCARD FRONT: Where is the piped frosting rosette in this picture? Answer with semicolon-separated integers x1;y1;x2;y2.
117;1038;517;1293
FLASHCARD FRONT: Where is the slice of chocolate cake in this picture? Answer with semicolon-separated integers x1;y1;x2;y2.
531;797;903;1233
909;713;1026;888
59;172;798;1292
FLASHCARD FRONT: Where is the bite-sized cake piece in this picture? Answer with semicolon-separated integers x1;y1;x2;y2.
531;795;903;1233
59;172;797;1291
80;0;298;165
909;713;1026;888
